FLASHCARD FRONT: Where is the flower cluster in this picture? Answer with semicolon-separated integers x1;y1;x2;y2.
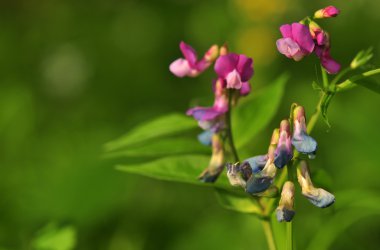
276;6;341;74
170;42;254;182
227;104;334;221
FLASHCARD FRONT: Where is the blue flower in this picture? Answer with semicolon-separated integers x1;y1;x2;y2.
292;106;317;157
297;161;335;208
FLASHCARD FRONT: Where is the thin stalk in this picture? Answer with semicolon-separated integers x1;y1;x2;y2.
286;222;293;250
226;89;240;162
330;67;351;86
262;219;277;250
321;66;329;90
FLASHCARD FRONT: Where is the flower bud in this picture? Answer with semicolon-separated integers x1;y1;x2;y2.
314;6;340;19
204;44;219;62
297;161;335;208
199;134;225;182
219;43;229;56
350;47;373;69
292;106;317;157
274;120;293;169
276;181;296;222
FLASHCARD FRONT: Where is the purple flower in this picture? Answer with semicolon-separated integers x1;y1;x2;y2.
186;79;229;123
274;120;293;169
169;41;218;77
314;6;340;19
214;53;254;89
276;23;315;61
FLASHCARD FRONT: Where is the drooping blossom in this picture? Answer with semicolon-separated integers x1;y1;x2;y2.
227;129;279;194
309;21;341;74
292;106;317;158
276;181;296;222
297;161;335;208
186;78;228;135
198;134;225;183
276;23;315;61
170;41;218;77
214;53;254;89
314;6;340;19
274;120;293;169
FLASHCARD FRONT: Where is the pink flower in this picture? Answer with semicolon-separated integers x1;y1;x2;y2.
214;53;254;89
276;23;315;61
309;22;341;74
314;6;340;19
169;41;218;77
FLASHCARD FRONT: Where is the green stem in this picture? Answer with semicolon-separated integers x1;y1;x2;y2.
337;68;380;91
286;222;293;250
330;67;351;86
262;219;277;250
321;66;329;90
226;89;240;162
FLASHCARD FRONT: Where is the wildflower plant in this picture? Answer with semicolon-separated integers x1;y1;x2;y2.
105;5;380;250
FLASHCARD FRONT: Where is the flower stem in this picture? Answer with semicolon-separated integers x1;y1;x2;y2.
226;89;240;162
262;219;277;250
286;222;293;250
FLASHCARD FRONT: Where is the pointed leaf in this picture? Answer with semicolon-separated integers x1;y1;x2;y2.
233;74;288;148
104;137;210;159
105;113;198;152
116;155;232;189
320;92;335;128
215;188;262;216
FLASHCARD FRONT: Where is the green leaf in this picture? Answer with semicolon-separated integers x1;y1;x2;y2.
233;74;288;148
116;155;231;189
105;113;198;152
215;188;262;216
104;137;210;159
32;223;76;250
306;189;380;250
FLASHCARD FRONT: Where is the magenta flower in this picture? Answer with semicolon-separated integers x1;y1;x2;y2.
309;23;341;74
314;6;340;19
276;23;315;61
214;53;254;89
186;78;228;125
169;41;218;77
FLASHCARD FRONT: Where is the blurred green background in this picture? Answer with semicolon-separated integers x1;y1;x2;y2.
1;0;380;249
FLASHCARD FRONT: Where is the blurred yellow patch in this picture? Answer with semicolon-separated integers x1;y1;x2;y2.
236;27;277;65
234;0;288;21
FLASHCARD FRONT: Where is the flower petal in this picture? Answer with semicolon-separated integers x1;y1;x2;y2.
214;53;239;78
241;155;268;174
180;41;198;67
197;130;213;146
276;38;302;59
291;23;315;54
240;82;251;96
226;69;242;89
279;24;292;38
169;58;191;77
236;54;254;82
187;106;225;121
